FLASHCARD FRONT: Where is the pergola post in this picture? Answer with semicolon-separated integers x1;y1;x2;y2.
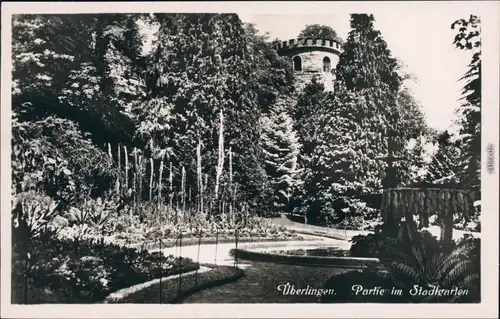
379;130;402;238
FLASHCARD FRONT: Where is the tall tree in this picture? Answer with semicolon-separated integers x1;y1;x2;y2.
298;14;427;225
292;78;331;166
244;23;295;114
298;24;342;43
451;15;481;187
12;14;147;146
11;14;147;207
334;14;426;188
140;13;266;210
333;13;401;190
303;86;381;224
424;131;464;185
289;78;331;218
260;98;301;211
393;87;430;185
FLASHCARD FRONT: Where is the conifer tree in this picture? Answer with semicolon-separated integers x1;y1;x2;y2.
289;78;331;218
303;85;383;224
141;13;266;210
260;98;301;210
424;131;464;185
451;15;481;187
333;14;427;189
299;14;427;225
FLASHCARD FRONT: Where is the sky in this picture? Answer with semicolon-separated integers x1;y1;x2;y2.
237;11;472;132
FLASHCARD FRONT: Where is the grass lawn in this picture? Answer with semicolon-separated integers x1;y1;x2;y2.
111;265;244;303
183;261;351;303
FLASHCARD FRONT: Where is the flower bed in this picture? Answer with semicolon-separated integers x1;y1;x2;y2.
53;213;303;249
113;215;301;244
11;234;199;304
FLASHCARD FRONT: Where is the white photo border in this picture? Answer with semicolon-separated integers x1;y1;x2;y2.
1;1;498;318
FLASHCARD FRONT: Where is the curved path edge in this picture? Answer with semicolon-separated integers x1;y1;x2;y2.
103;266;212;303
232;248;381;269
169;268;244;304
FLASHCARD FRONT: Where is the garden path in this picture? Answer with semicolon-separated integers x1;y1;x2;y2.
153;234;349;268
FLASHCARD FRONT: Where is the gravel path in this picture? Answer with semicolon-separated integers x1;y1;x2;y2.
153;235;349;268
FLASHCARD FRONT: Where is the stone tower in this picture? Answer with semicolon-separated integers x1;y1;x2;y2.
275;38;342;92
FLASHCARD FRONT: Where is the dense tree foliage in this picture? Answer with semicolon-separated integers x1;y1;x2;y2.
12;14;147;146
423;131;464;185
260;98;301;210
293;14;428;224
244;23;295;114
12;13;298;217
289;78;331;218
451;15;481;187
138;14;297;211
10;12;482;306
298;24;342;43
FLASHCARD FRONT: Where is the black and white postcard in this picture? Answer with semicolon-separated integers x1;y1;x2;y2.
1;1;499;318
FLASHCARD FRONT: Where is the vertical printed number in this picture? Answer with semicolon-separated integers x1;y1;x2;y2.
486;143;495;174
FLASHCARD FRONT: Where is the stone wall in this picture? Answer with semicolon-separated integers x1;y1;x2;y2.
292;51;339;92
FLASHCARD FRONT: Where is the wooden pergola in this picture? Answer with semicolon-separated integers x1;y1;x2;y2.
377;128;478;243
380;187;478;243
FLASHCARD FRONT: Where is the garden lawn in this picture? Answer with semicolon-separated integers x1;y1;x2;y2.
182;261;351;303
110;265;244;303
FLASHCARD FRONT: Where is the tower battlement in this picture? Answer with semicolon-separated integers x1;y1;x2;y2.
274;38;342;56
274;37;342;92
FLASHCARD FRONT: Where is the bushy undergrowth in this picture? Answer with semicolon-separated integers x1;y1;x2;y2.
11;116;117;205
11;189;296;303
349;225;390;258
296;195;381;230
11;229;198;304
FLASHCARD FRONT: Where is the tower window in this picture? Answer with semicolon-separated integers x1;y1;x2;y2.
323;56;331;72
293;56;302;71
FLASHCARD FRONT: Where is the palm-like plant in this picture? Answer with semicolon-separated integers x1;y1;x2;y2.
86;197;115;229
71;205;92;226
72;194;119;228
12;191;59;239
380;223;480;302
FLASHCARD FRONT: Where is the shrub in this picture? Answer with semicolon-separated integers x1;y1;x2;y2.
12;191;60;239
12;117;117;206
349;233;387;258
379;229;480;302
